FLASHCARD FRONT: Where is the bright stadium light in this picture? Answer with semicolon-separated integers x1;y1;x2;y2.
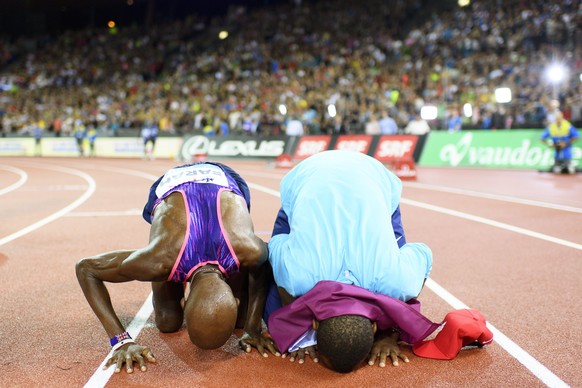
494;87;512;103
218;30;229;40
420;105;438;121
463;103;473;118
327;104;337;118
546;63;567;83
458;0;470;7
278;104;287;115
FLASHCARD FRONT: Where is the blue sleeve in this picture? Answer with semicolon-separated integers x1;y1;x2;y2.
392;205;406;247
211;162;252;210
142;174;164;224
540;128;550;140
272;207;290;236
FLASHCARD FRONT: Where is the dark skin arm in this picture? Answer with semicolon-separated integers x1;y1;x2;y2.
75;196;183;372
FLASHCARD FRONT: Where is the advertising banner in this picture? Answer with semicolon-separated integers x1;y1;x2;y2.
419;130;580;169
373;135;418;162
333;135;373;154
179;135;287;161
293;135;332;160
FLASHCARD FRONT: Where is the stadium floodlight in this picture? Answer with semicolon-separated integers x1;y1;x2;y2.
546;63;567;83
458;0;470;6
494;87;512;103
420;105;438;121
463;103;473;118
327;104;337;118
278;104;287;115
218;31;229;40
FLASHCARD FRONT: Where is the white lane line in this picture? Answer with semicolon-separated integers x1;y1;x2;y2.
247;182;281;197
425;279;569;388
400;198;582;250
0;165;28;196
84;293;154;388
85;166;159;387
0;165;96;247
66;209;143;217
403;181;582;213
250;181;571;388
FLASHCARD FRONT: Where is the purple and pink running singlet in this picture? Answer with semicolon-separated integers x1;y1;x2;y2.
152;163;245;283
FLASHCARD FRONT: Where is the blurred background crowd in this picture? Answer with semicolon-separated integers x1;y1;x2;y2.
0;0;580;139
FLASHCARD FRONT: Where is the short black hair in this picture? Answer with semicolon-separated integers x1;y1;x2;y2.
316;315;374;373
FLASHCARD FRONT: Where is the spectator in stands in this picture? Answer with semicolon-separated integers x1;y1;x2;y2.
404;113;431;135
365;113;381;135
379;110;399;135
446;109;462;133
284;112;304;137
0;0;580;135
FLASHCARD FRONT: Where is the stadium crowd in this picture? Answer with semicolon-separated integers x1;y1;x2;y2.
0;0;580;139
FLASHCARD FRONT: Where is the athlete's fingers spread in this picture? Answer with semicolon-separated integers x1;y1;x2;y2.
115;357;123;373
390;352;399;366
126;355;134;373
143;349;156;363
135;353;147;372
380;352;388;368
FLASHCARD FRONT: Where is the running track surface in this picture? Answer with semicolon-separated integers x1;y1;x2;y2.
0;156;580;388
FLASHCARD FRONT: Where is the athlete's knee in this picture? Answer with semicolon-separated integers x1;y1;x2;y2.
154;309;183;333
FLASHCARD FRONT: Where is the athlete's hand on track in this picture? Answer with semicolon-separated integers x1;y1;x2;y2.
104;343;156;373
283;345;318;364
239;331;281;357
368;332;409;367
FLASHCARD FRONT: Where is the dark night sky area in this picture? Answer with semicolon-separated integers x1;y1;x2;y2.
0;0;285;38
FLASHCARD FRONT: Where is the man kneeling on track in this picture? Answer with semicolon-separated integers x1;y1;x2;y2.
263;150;434;373
75;162;278;374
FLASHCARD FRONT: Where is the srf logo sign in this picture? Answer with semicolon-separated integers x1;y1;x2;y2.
294;136;331;159
334;135;372;153
374;136;418;161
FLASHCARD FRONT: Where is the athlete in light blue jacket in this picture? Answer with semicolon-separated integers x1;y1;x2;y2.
268;150;432;307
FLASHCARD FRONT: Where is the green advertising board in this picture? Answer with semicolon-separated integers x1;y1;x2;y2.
419;130;581;169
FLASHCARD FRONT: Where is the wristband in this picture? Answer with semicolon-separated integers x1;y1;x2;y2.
111;338;135;352
110;331;133;347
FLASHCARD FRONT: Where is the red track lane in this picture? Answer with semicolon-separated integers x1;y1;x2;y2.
0;157;580;388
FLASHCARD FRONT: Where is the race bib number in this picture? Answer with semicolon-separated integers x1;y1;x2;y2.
156;164;229;197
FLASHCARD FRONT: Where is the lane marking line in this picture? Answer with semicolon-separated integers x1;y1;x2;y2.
400;198;582;250
0;164;96;247
0;165;28;196
403;181;582;213
66;210;143;217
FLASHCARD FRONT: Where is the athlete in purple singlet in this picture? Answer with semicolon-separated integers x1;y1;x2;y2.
76;162;278;374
